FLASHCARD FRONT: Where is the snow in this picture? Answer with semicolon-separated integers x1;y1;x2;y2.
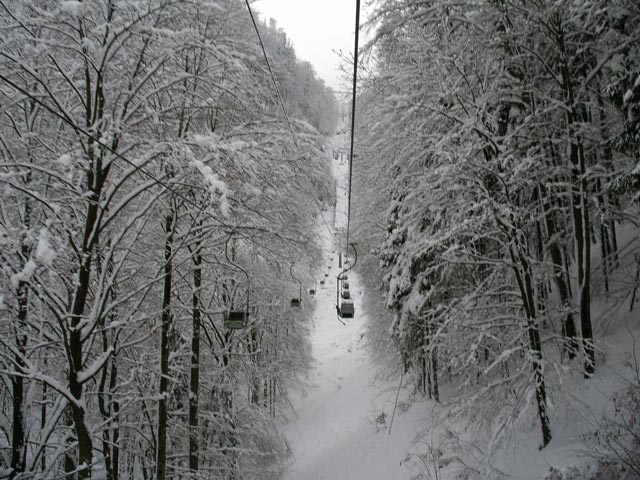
280;140;428;480
76;347;113;384
10;259;36;288
193;133;220;149
57;153;72;166
190;157;232;217
35;228;56;266
282;272;425;479
59;1;82;15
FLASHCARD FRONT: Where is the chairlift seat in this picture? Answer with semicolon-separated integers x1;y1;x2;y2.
224;310;247;329
290;298;301;307
320;280;325;285
338;300;354;318
309;289;316;295
342;281;350;289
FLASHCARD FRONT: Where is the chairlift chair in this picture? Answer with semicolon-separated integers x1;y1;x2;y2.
342;281;350;289
338;299;354;318
309;288;316;295
341;289;350;299
289;263;302;308
224;310;248;329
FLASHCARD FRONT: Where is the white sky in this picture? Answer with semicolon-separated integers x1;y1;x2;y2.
253;0;359;94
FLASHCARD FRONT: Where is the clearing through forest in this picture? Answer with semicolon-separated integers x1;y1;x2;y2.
280;143;427;480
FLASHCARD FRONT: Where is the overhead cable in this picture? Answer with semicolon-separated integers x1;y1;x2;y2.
243;0;337;237
243;0;298;148
345;0;361;253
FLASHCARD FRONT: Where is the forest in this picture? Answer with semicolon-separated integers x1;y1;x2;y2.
352;0;640;477
2;0;640;479
0;1;337;478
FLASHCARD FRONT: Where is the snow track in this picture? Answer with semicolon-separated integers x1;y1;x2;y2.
280;152;424;480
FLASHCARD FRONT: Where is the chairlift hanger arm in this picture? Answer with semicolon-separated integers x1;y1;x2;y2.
224;232;251;315
290;262;302;301
338;242;358;280
225;233;249;280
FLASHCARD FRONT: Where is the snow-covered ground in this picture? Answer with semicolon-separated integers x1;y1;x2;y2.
279;146;428;480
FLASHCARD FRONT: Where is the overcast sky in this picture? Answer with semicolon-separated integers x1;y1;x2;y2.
253;0;360;94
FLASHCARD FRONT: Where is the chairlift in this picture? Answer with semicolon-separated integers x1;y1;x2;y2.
338;299;354;318
336;242;357;319
320;279;325;285
289;263;302;308
224;310;248;329
309;288;316;295
223;233;250;329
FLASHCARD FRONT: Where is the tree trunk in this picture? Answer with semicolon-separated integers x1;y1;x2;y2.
431;345;439;403
541;182;577;359
558;31;594;377
188;237;202;475
11;279;28;478
509;240;552;448
64;406;76;477
97;245;120;480
599;220;610;294
11;176;31;479
609;204;619;267
110;360;120;480
568;113;594;377
40;380;47;473
68;187;102;479
157;205;176;480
